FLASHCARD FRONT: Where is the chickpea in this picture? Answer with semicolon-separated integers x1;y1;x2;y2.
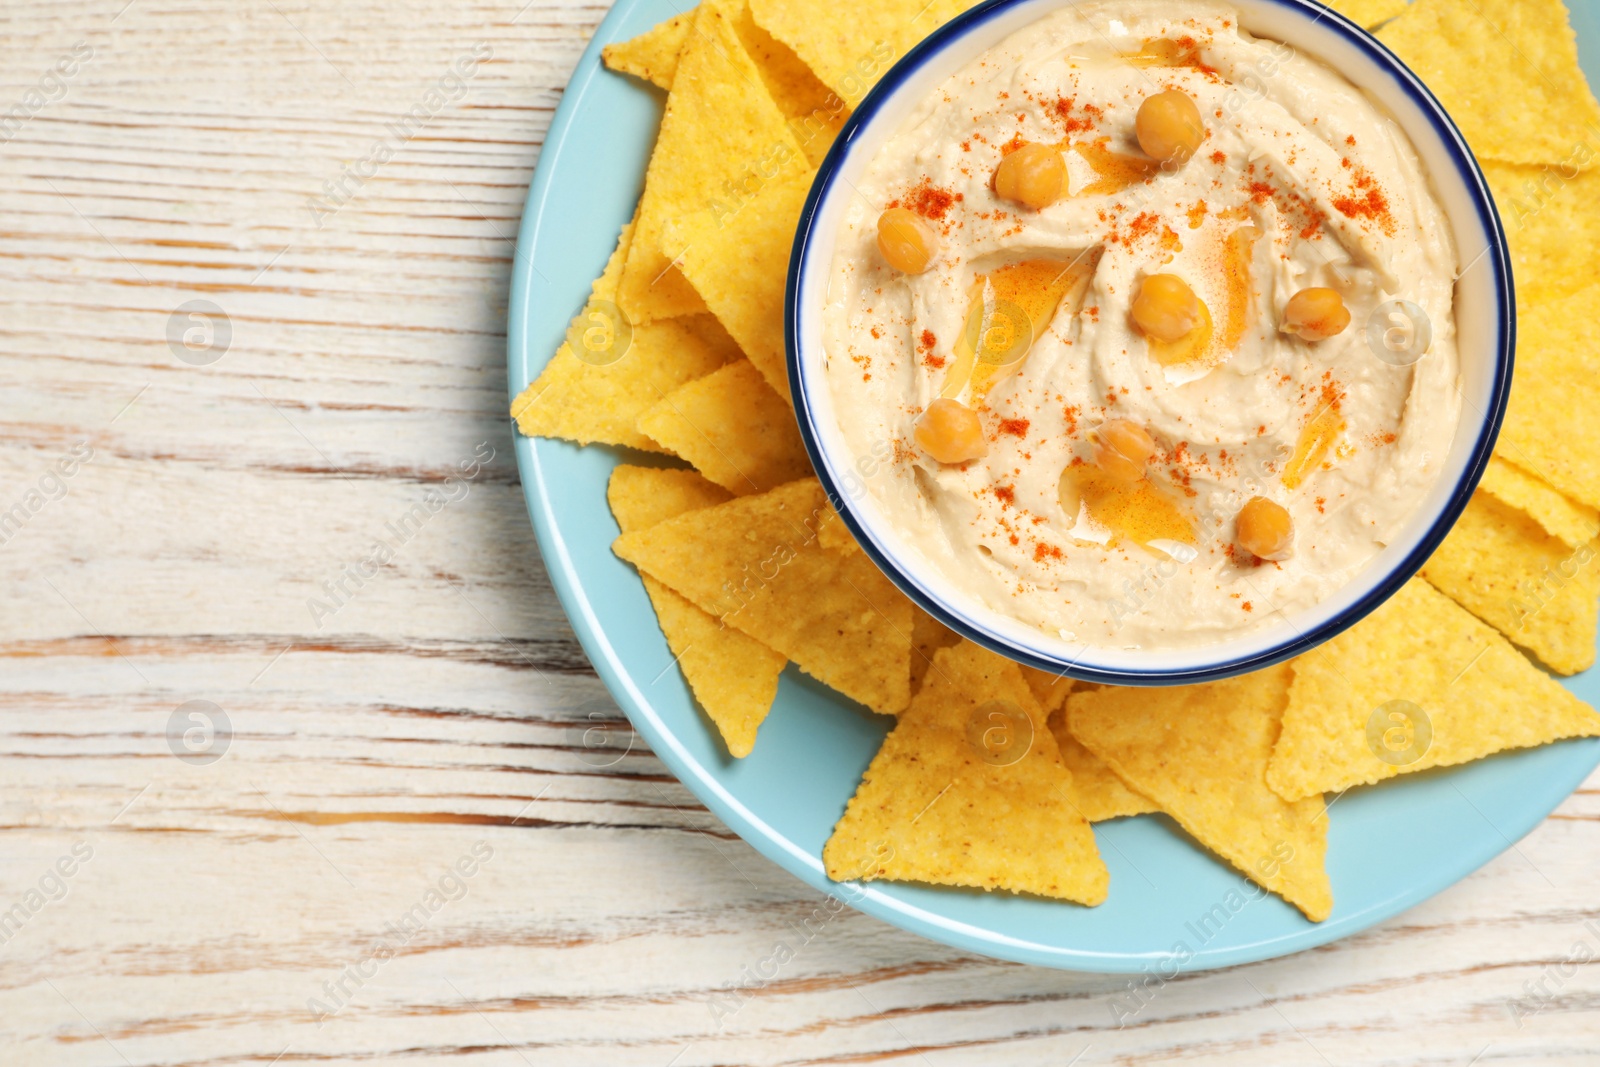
915;399;987;465
1131;274;1203;343
877;208;938;274
1094;419;1157;484
1282;287;1352;341
1238;497;1294;561
993;142;1068;210
1136;90;1205;165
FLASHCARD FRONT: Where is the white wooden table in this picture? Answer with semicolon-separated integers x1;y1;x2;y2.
1;2;1597;1063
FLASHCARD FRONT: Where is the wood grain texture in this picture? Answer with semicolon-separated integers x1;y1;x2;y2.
0;1;1597;1064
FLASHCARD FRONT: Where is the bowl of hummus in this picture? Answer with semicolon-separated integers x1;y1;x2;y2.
787;0;1513;684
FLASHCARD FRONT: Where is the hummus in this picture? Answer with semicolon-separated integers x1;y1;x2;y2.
822;0;1462;650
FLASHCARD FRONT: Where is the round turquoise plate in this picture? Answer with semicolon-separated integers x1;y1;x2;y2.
508;0;1600;973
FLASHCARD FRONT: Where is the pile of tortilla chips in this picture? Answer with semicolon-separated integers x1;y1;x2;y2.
513;0;1600;921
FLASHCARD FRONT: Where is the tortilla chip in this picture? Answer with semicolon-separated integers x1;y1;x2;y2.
910;607;962;695
613;478;913;713
602;10;693;90
1482;160;1600;306
666;165;811;400
715;0;848;167
609;466;786;758
823;641;1109;904
1498;283;1600;511
608;464;733;531
611;1;848;166
1070;666;1332;922
512;218;737;451
619;2;808;325
1048;710;1158;823
636;360;813;494
1378;0;1600;170
1480;455;1600;549
1269;579;1600;802
749;0;982;109
1421;491;1599;675
1323;0;1409;29
815;499;861;556
1022;666;1074;716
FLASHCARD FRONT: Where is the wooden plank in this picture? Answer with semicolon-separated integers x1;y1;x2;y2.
0;1;1596;1063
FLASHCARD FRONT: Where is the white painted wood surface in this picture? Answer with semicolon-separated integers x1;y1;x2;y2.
1;1;1597;1063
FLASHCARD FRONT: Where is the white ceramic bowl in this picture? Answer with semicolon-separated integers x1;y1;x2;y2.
786;0;1513;686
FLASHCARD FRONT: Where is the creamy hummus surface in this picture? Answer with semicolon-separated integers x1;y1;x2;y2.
822;0;1463;651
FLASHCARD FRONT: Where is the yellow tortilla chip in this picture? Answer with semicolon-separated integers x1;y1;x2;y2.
1323;0;1409;29
1022;666;1074;716
1269;579;1600;802
666;164;811;400
609;466;786;758
636;360;813;494
602;10;693;90
608;463;733;531
619;3;807;325
910;607;961;695
823;641;1109;904
1498;283;1600;511
1378;0;1600;170
1480;455;1600;549
1421;491;1599;675
815;499;861;556
512;218;737;451
1048;709;1158;823
613;478;913;713
749;0;981;109
714;0;848;167
1071;667;1333;922
610;1;848;166
1482;160;1600;306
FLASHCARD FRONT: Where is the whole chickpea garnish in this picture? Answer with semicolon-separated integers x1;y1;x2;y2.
877;207;938;274
1238;497;1294;561
915;399;987;465
993;142;1068;210
1136;90;1205;165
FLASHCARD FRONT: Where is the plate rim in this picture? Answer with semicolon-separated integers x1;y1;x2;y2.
507;0;1599;973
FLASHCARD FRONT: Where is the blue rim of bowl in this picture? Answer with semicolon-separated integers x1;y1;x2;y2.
786;0;1515;687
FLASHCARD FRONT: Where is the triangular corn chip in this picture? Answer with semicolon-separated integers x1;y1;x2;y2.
1070;665;1333;922
619;2;808;324
910;607;961;696
609;1;847;165
602;10;693;90
1421;491;1599;675
1378;0;1600;170
1483;161;1600;307
714;0;847;166
609;464;733;531
636;360;812;494
511;217;737;451
609;466;786;758
1324;0;1408;28
1022;666;1074;716
613;478;913;713
1480;455;1600;549
749;0;982;109
815;499;861;556
1048;710;1158;823
667;166;811;400
1498;283;1600;511
824;641;1109;904
1269;579;1600;802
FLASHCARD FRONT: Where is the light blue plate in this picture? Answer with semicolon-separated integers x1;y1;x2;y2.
508;0;1600;973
